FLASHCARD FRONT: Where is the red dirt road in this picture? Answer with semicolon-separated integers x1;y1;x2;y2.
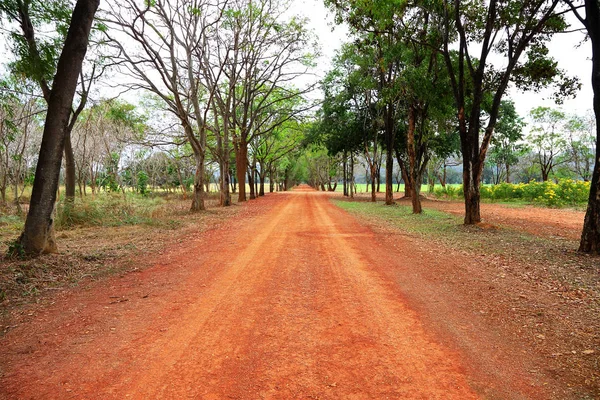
1;188;556;399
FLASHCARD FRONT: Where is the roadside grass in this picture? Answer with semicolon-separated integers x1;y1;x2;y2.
333;199;599;291
0;192;240;314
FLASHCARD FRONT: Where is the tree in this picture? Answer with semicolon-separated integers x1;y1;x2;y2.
487;100;526;183
103;0;228;211
222;0;317;202
1;0;105;203
434;0;577;223
4;0;100;254
564;113;595;181
528;106;569;181
563;0;600;253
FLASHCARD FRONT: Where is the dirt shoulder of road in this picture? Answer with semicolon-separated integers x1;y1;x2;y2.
351;191;585;241
335;195;600;398
0;197;248;330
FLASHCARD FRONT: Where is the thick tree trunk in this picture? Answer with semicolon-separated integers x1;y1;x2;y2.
462;154;482;225
18;0;99;255
579;0;600;254
370;168;377;202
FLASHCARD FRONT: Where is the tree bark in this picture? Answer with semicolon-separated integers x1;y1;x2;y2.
235;140;247;201
259;171;266;196
349;153;354;199
407;105;422;214
384;106;395;205
191;155;206;211
248;168;255;200
18;0;99;255
462;147;482;224
64;132;76;202
579;0;600;253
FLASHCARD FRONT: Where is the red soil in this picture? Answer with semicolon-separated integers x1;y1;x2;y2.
0;186;578;399
424;199;585;240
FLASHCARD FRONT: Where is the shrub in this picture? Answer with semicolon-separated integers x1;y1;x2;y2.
55;193;166;229
432;179;590;207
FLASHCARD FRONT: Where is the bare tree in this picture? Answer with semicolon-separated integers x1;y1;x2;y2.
103;0;228;211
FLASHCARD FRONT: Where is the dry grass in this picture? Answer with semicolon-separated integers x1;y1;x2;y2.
0;193;240;320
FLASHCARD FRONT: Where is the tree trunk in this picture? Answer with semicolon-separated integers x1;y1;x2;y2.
579;0;600;253
221;157;231;206
235;140;247;201
259;171;266;196
384;106;395;205
248;168;255;200
269;168;275;193
349;154;354;199
64;132;76;203
343;151;348;197
230;168;237;194
370;167;377;202
18;0;99;255
462;153;482;225
254;167;259;197
541;168;549;182
407;105;422;214
190;155;206;211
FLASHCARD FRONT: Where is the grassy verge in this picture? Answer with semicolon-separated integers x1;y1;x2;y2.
333;199;599;292
0;193;239;313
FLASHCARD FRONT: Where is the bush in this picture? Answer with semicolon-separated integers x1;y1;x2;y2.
434;179;590;207
55;193;167;229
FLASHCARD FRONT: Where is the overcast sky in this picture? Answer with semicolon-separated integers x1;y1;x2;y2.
296;0;594;119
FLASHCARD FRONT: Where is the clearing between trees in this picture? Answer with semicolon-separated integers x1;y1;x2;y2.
0;186;598;399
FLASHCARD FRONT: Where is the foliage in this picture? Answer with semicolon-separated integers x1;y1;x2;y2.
435;180;590;207
55;193;171;229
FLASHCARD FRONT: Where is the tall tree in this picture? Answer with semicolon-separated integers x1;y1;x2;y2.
1;0;104;203
487;100;526;183
435;0;577;223
2;0;100;254
563;0;600;253
103;0;228;211
528;106;568;181
223;0;317;202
